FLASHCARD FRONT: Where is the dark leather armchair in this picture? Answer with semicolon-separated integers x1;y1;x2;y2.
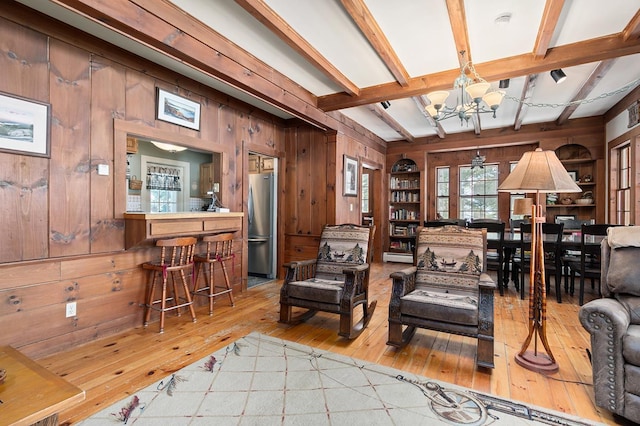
387;225;495;368
279;224;376;339
579;226;640;424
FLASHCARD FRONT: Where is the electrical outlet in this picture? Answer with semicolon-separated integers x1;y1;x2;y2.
66;302;77;318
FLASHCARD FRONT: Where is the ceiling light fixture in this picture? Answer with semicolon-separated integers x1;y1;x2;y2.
425;51;505;126
380;101;391;109
151;141;187;153
471;150;485;169
550;69;567;84
499;79;510;89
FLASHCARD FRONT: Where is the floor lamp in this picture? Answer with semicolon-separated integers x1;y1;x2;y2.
498;148;581;373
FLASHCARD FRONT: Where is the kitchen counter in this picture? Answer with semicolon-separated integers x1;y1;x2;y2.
124;211;243;248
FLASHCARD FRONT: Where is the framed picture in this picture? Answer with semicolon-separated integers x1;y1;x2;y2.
567;170;578;182
343;155;358;197
0;92;50;157
156;88;201;130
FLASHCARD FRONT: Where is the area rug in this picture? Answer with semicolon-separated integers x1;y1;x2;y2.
77;332;601;425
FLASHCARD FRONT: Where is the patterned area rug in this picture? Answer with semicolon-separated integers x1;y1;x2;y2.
78;333;601;425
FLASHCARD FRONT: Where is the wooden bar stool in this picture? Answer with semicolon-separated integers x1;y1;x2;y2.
142;237;198;333
193;232;236;315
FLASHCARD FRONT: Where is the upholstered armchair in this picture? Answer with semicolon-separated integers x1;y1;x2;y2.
387;225;496;368
579;226;640;424
279;224;376;339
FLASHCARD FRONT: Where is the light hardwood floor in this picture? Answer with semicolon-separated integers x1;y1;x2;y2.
37;262;623;425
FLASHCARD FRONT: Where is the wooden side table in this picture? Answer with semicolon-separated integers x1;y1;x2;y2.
0;346;85;426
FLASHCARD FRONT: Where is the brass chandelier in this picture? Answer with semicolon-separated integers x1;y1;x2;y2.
425;51;505;125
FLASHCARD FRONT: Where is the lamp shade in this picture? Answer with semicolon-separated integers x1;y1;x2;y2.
426;91;450;109
498;148;581;193
513;197;533;215
425;104;438;118
465;82;490;101
482;90;505;109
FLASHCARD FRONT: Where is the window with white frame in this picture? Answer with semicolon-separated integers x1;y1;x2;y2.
616;144;631;225
436;167;449;219
459;164;498;220
141;155;191;212
508;161;526;220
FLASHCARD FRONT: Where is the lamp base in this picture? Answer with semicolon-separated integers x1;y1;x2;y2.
515;351;559;374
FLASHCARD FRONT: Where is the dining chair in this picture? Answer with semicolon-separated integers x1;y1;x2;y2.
424;218;467;227
468;220;506;295
568;223;621;305
513;222;564;302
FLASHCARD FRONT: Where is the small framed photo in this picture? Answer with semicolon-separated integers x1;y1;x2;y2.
343;155;358;197
0;92;50;157
156;88;201;130
567;170;578;182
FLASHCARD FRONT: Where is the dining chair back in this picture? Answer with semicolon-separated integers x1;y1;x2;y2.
568;223;622;305
468;220;506;295
424;218;467;227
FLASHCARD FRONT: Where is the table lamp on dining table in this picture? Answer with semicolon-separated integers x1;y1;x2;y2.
498;148;581;373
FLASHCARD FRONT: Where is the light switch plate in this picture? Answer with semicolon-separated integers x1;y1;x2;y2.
98;164;109;176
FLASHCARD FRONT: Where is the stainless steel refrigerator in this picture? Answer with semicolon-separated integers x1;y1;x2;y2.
248;172;275;278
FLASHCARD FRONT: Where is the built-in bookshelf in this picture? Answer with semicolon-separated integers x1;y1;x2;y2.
384;158;421;263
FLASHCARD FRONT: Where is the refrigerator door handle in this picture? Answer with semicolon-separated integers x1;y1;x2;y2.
248;184;254;225
248;237;269;243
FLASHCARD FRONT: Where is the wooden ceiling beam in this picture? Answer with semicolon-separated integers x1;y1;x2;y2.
514;74;538;130
318;33;640;111
533;0;565;58
623;9;640;41
412;97;445;139
555;59;617;125
445;0;471;66
340;0;410;87
234;0;360;96
368;104;414;142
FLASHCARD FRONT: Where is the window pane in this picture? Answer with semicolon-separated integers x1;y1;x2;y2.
459;165;498;221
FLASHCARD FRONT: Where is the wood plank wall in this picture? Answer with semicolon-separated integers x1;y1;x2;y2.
0;7;386;358
0;14;270;357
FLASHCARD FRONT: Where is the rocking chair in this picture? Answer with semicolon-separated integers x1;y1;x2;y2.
387;225;496;368
279;223;376;339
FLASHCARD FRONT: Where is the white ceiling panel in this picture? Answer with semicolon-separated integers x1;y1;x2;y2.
465;1;545;63
366;0;460;76
552;0;640;46
265;0;395;87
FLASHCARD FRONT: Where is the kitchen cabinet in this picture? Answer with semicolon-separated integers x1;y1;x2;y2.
249;154;274;173
126;136;138;153
199;162;221;200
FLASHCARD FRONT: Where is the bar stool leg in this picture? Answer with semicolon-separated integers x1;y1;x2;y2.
143;270;158;327
180;268;197;322
220;259;235;306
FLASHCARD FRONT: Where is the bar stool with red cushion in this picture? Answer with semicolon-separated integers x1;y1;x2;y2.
193;232;236;315
142;237;198;333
